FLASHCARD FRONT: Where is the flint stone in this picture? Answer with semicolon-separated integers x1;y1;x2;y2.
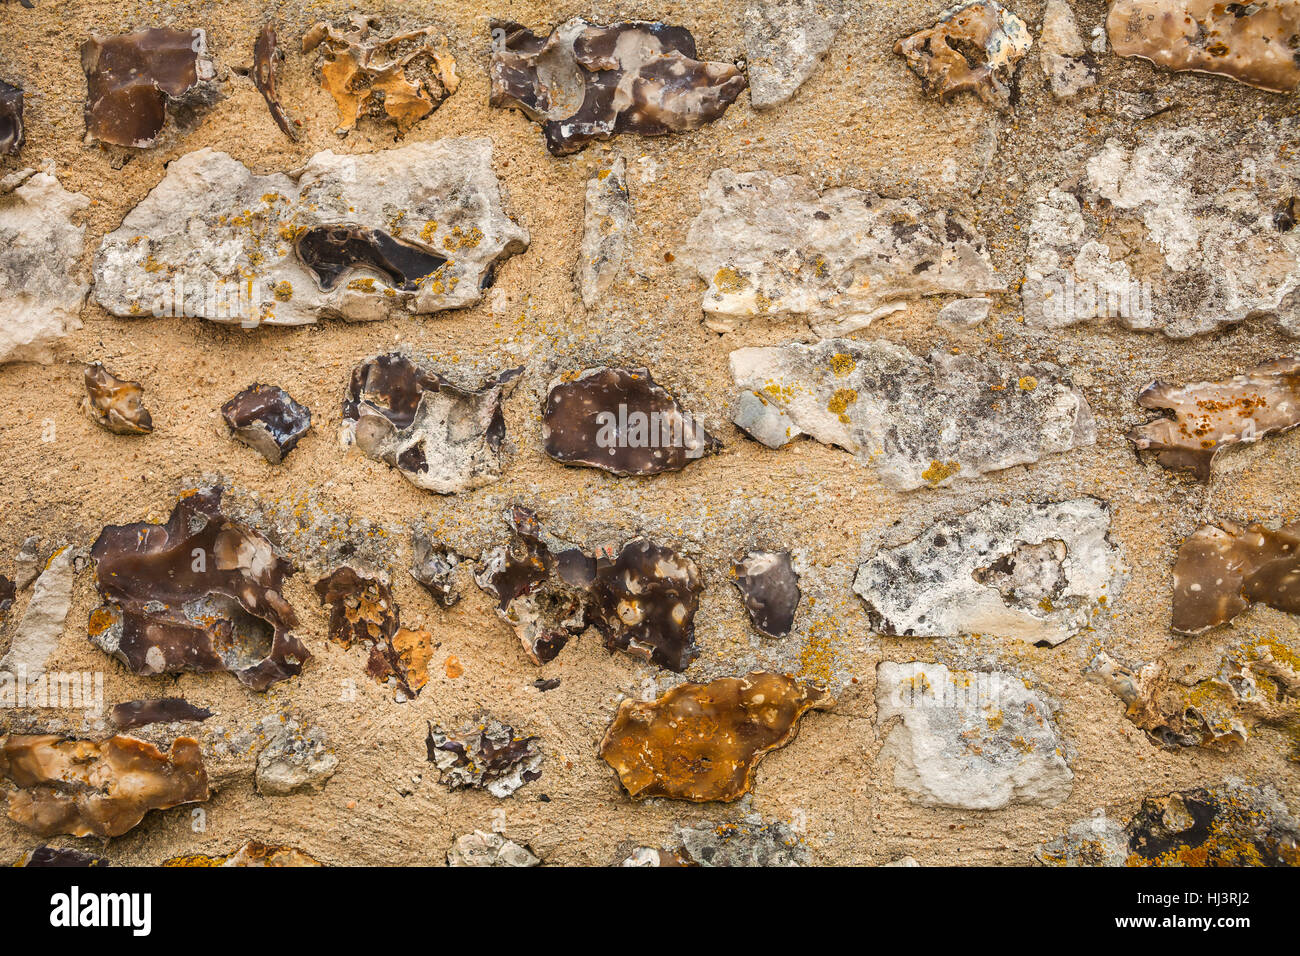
93;139;528;325
730;338;1096;490
685;169;1004;335
742;0;846;109
876;661;1073;810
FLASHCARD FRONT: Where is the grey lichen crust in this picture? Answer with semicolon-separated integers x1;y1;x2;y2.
576;157;631;308
876;661;1073;810
1023;124;1300;338
730;338;1096;491
92;138;528;325
742;0;846;109
854;498;1123;646
685;169;1004;335
0;169;90;365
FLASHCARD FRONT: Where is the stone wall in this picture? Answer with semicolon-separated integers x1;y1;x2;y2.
0;0;1297;866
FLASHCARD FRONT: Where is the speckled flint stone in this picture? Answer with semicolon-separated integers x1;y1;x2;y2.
92;138;529;325
876;661;1073;810
742;0;846;109
685;169;1004;335
854;498;1123;646
730;338;1096;491
0;170;90;364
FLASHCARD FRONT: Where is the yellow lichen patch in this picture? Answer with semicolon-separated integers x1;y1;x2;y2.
1017;375;1038;391
273;281;293;301
346;277;376;292
714;266;748;294
829;353;856;377
922;459;961;485
827;388;857;423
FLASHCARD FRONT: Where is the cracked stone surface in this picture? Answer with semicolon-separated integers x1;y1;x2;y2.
685;169;1004;335
576;157;631;308
742;0;846;109
730;338;1096;490
0;170;90;365
855;498;1123;646
1023;125;1300;338
876;661;1073;810
341;353;521;494
93;139;529;325
488;18;746;155
426;715;543;798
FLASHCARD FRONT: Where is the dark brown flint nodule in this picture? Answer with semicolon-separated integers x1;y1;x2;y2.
893;1;1032;111
0;80;23;155
489;19;746;156
342;353;522;494
474;506;703;671
732;550;800;638
0;734;208;838
426;716;542;796
81;362;153;435
314;566;425;698
599;672;830;802
81;28;215;148
1172;520;1300;634
543;367;720;475
1128;357;1300;482
296;225;448;292
221;383;311;464
18;846;109;867
0;575;14;616
87;487;308;691
111;698;214;730
253;24;297;140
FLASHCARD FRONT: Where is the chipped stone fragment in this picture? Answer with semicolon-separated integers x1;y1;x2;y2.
426;716;542;798
341;353;521;494
0;80;23;155
165;841;322;866
577;158;631;308
894;1;1033;110
0;546;74;680
1040;781;1300;866
543;367;720;475
447;830;540;867
17;846;109;866
489;18;746;156
856;498;1121;646
475;506;595;665
111;698;212;731
410;532;464;607
303;16;459;135
255;717;339;796
730;338;1096;490
221;383;310;464
315;567;424;698
253;24;297;140
93;139;528;325
599;672;830;802
13;536;40;590
1171;521;1300;634
88;488;308;692
732;550;800;638
1039;0;1097;98
1127;358;1300;482
686;170;1004;335
742;0;846;109
1108;0;1300;92
1087;641;1300;754
676;817;810;866
0;170;90;365
876;662;1073;809
590;538;704;672
81;362;153;435
1024;127;1300;337
0;734;208;838
621;846;696;866
937;297;991;327
81;28;217;148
